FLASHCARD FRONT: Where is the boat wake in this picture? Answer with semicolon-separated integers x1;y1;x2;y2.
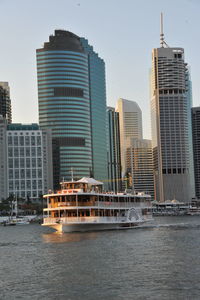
136;222;200;230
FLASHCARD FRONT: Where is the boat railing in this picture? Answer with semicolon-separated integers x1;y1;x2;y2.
48;201;150;209
43;216;131;224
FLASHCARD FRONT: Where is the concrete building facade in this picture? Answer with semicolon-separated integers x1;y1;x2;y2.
126;138;154;199
151;46;195;202
116;98;143;177
0;121;53;202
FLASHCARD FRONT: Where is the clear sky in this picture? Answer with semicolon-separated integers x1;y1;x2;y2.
0;0;200;138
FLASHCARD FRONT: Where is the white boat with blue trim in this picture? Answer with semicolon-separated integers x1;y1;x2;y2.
42;177;153;232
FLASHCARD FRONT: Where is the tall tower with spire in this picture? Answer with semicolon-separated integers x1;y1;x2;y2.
150;14;195;202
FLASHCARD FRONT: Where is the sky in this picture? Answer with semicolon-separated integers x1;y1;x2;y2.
0;0;200;139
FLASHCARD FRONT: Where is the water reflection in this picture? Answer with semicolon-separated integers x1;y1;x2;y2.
42;231;98;243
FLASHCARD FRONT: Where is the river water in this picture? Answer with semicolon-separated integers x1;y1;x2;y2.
0;216;200;300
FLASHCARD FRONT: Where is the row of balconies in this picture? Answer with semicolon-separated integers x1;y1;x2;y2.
46;201;151;209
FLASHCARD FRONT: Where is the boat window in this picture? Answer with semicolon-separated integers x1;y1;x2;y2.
78;195;90;202
68;195;76;202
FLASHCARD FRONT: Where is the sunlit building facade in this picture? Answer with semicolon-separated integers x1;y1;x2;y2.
116;98;143;177
126;138;154;199
151;46;195;202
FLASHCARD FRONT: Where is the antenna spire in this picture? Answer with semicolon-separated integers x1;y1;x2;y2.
160;12;169;48
160;12;164;47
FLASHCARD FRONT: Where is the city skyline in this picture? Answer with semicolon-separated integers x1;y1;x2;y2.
0;0;200;139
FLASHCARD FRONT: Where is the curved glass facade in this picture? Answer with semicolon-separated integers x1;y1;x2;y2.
37;30;108;188
81;38;108;184
37;32;92;186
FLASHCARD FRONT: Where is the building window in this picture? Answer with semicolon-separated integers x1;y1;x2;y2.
31;147;36;157
26;169;31;178
31;136;35;146
21;180;25;189
14;158;19;168
8;136;12;145
25;136;30;146
54;87;84;97
26;148;30;157
20;158;25;168
26;180;31;189
8;147;13;157
8;159;13;168
14;136;18;146
20;147;24;156
9;170;13;179
26;158;30;168
38;169;42;178
37;136;41;145
32;180;37;189
32;158;36;168
37;147;41;156
37;158;42;167
15;170;19;179
14;148;19;157
20;169;25;179
9;181;13;189
32;169;36;178
19;136;24;146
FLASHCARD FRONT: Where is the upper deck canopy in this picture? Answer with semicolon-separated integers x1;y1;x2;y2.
77;177;103;186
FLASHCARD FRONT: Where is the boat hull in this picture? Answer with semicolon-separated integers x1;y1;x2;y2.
42;220;148;233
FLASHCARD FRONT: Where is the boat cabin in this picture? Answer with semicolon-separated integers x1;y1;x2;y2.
60;177;103;194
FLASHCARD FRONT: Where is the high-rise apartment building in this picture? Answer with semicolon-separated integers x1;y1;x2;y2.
0;82;12;123
126;138;154;199
116;98;143;177
36;30;108;188
150;21;195;202
107;107;121;192
0;120;53;202
192;107;200;199
0;117;8;200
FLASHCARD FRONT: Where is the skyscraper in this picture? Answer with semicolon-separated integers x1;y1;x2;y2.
36;30;108;188
150;15;195;202
126;138;154;199
0;82;12;123
192;107;200;199
107;107;122;192
116;98;143;177
0;120;53;202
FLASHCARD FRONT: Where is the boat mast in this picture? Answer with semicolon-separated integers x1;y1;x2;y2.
70;167;74;181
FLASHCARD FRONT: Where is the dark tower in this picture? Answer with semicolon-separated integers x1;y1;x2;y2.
0;82;12;123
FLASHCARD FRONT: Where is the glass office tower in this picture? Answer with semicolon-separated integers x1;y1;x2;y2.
107;107;122;192
36;30;108;188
